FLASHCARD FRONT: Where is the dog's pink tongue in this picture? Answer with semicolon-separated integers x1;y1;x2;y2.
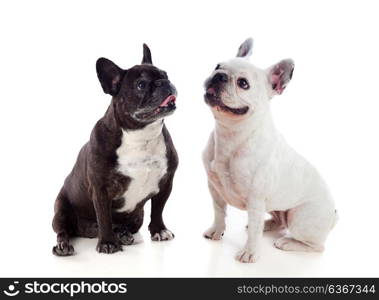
160;95;176;107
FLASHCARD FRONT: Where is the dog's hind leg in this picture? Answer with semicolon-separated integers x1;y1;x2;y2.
76;218;98;238
274;236;324;252
52;190;75;256
76;218;135;246
113;225;135;245
274;200;336;252
264;211;287;232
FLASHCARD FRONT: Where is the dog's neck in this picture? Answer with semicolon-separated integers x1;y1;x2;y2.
213;108;276;159
122;119;164;145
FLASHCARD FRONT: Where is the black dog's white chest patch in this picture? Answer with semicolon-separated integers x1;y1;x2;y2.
115;121;167;212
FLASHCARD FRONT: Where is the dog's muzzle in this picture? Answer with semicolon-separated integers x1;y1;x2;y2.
204;78;249;116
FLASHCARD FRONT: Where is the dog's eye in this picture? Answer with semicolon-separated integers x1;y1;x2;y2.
237;78;249;90
137;81;147;90
215;64;220;70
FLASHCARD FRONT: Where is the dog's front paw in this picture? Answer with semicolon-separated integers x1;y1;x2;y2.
203;226;224;240
235;248;260;263
96;240;122;254
52;242;74;257
115;229;135;245
151;229;175;241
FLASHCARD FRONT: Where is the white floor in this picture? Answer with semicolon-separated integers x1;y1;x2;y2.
1;195;378;277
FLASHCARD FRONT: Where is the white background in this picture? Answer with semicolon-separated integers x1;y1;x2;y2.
0;0;378;277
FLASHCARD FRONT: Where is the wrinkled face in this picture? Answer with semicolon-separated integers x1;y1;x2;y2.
204;38;294;120
204;58;269;119
117;65;177;123
96;44;177;126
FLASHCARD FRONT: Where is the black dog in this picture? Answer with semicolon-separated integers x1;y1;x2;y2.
52;44;178;256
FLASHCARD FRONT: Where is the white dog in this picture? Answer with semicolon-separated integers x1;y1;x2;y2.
202;38;337;263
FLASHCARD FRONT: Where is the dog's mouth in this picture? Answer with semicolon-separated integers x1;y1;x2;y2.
157;94;176;112
135;94;176;120
204;87;249;115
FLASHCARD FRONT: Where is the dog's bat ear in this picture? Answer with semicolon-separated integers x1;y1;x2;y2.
142;43;153;64
236;37;253;58
267;59;295;96
96;57;124;96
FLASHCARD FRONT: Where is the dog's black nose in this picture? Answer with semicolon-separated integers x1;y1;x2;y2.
212;72;228;83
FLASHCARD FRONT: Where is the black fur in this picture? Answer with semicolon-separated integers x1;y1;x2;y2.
52;44;178;256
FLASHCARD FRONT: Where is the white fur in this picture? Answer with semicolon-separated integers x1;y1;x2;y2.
203;42;337;263
151;229;174;241
116;120;167;212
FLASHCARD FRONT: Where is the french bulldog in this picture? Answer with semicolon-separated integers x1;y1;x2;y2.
202;38;337;263
52;44;178;256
